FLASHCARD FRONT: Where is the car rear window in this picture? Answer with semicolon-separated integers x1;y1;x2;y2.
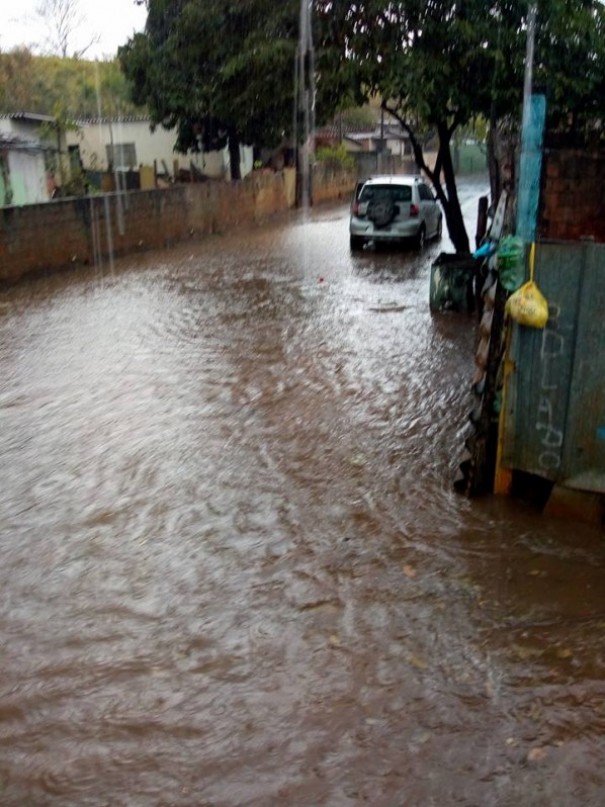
359;184;412;203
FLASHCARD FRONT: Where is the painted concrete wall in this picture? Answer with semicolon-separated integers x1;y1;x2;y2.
7;151;49;205
67;120;254;180
0;117;69;189
1;150;49;206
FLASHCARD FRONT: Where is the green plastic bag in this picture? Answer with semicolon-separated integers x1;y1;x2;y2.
497;235;524;291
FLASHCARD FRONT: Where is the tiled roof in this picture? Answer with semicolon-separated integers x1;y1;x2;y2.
316;123;409;141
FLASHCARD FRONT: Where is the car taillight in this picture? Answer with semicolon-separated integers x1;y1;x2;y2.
352;200;360;215
410;203;419;217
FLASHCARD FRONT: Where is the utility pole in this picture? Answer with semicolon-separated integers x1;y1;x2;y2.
296;0;315;208
516;2;546;243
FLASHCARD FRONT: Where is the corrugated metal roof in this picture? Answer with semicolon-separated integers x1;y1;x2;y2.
0;112;151;126
71;115;151;125
0;112;56;124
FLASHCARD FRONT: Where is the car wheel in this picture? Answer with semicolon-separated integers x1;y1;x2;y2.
414;224;426;249
350;234;365;251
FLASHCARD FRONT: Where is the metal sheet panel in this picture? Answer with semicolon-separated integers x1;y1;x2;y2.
561;245;605;491
503;242;605;492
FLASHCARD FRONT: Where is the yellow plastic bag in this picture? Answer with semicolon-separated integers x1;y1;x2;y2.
504;244;549;329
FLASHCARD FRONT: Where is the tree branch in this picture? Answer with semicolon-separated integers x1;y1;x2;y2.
382;101;430;178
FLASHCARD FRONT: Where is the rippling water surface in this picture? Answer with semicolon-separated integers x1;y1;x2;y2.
1;191;604;806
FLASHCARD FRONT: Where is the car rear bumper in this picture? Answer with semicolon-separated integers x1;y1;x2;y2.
349;217;421;241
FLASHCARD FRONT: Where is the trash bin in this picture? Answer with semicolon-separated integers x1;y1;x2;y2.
429;252;477;313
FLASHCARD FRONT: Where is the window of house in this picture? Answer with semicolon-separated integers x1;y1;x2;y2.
106;143;137;169
68;145;83;173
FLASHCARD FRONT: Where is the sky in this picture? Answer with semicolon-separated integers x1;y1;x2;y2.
1;0;147;60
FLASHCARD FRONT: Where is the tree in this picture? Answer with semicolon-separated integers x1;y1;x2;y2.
35;0;100;59
119;0;365;181
317;0;605;253
120;0;305;180
0;48;38;111
120;1;605;243
0;51;145;118
316;0;508;253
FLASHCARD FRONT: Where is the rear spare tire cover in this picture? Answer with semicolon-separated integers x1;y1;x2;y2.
369;197;395;228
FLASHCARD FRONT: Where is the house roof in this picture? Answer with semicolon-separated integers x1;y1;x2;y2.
0;112;57;124
1;112;151;127
347;125;409;142
71;115;151;125
316;122;409;143
316;122;374;140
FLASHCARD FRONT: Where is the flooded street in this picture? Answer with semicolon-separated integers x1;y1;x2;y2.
1;184;605;806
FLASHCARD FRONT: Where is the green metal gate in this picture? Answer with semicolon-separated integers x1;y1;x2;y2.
502;241;605;493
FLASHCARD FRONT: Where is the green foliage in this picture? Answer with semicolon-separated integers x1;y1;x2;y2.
325;0;605;141
533;0;605;138
117;0;605;248
0;49;146;118
315;143;355;170
118;0;368;157
119;0;302;155
316;0;605;251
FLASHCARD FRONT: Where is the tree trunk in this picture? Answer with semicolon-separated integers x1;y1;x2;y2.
228;129;241;181
435;123;470;254
383;103;471;254
487;108;500;204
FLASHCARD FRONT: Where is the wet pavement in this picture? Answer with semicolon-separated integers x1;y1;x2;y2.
1;182;605;806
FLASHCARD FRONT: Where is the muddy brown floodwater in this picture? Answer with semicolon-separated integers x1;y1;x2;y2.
1;188;605;807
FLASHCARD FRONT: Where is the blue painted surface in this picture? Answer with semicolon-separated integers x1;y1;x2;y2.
516;94;547;244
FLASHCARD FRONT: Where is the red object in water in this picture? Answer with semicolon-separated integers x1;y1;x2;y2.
319;277;325;283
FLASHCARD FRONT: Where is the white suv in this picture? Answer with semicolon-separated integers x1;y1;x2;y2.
349;175;442;250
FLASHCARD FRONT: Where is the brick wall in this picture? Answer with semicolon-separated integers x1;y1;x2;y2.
539;149;605;242
0;166;355;284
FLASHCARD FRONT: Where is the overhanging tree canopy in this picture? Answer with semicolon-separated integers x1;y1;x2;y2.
120;0;304;179
121;1;605;247
318;0;605;252
119;0;366;180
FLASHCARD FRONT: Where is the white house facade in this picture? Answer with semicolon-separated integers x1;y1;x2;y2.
66;117;254;181
0;115;60;205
